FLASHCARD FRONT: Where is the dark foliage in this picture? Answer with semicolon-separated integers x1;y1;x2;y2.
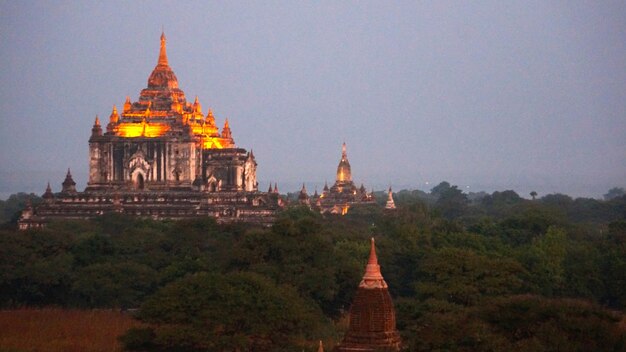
1;185;625;350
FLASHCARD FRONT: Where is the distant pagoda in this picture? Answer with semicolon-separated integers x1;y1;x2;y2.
304;143;375;214
335;238;402;351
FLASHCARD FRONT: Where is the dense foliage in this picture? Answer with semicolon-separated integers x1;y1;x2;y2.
1;184;625;351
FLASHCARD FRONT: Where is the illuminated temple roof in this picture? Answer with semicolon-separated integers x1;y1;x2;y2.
102;32;234;149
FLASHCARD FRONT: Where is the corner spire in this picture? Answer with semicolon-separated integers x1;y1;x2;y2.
158;31;169;67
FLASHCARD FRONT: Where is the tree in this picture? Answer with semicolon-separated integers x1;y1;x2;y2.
430;182;468;219
604;187;625;201
416;248;525;306
530;191;537;200
124;272;331;351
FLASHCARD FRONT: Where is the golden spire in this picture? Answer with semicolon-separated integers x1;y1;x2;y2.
193;96;202;114
94;115;100;126
206;108;216;126
359;238;387;289
109;105;119;123
123;96;131;113
158;31;169;67
336;142;352;183
222;118;232;139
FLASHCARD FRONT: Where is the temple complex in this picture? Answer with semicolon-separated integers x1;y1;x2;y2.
18;33;282;229
335;238;402;351
302;143;375;214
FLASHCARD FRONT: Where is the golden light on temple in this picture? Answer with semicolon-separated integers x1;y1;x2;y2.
202;137;225;149
115;122;170;137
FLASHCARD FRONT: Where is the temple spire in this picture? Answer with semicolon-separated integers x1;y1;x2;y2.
317;340;324;352
359;237;387;288
158;31;169;67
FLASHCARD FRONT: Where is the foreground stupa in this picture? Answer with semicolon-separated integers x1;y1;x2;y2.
335;238;402;351
18;33;282;229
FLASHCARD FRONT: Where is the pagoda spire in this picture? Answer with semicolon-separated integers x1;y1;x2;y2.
158;31;169;67
359;237;387;288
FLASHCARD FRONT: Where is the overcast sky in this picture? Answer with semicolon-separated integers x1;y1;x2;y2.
1;1;625;198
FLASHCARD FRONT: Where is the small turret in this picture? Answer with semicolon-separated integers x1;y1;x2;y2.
91;116;102;136
273;183;279;194
268;183;274;193
206;108;216;126
42;182;54;201
193;96;202;115
109;105;119;123
61;168;77;194
123;96;132;113
222;118;232;139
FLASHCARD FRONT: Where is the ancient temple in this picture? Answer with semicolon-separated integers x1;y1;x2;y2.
335;238;402;351
18;33;282;229
307;143;375;214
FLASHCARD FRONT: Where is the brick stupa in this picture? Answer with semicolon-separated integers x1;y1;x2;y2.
335;238;402;351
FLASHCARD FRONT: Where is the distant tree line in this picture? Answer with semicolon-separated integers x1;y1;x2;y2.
0;183;625;351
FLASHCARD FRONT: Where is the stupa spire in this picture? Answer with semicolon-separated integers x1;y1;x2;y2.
359;237;387;288
158;31;169;67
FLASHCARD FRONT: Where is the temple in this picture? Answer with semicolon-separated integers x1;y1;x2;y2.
18;33;282;229
335;238;402;351
303;143;375;214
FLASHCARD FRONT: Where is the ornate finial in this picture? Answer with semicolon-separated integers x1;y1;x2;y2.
158;31;169;67
342;142;347;158
359;237;387;289
94;115;100;126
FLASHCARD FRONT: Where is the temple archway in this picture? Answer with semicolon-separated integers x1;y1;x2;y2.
131;169;147;190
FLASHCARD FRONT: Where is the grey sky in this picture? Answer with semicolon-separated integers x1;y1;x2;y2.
1;1;625;198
